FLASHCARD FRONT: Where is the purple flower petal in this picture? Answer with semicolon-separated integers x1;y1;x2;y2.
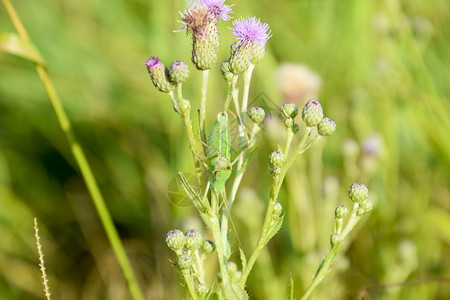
232;17;271;45
190;0;232;21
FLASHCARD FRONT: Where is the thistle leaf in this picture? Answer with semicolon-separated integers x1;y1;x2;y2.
224;283;249;300
264;216;284;244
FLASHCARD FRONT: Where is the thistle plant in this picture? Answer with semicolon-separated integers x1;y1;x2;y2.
145;1;373;299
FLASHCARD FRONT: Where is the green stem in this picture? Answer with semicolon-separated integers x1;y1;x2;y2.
209;197;230;287
300;203;361;300
228;65;254;208
240;127;318;286
199;70;209;145
2;1;144;299
170;91;203;188
182;270;199;300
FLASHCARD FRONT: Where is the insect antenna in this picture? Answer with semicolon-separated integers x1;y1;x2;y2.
217;190;243;252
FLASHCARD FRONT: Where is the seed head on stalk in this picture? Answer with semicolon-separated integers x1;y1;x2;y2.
178;0;232;70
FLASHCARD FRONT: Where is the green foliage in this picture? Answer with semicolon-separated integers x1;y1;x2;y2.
0;0;449;299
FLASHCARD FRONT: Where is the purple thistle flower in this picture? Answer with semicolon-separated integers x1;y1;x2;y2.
232;17;271;45
190;0;232;21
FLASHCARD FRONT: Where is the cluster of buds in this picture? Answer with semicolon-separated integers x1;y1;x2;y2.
165;228;215;270
281;102;300;133
268;150;285;176
145;57;190;93
331;183;373;247
301;99;336;136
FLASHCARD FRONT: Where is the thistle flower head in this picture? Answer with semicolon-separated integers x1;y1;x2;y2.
232;17;271;46
190;0;232;21
145;57;175;93
179;3;213;36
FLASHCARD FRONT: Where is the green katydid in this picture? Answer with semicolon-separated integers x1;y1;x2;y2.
204;111;247;195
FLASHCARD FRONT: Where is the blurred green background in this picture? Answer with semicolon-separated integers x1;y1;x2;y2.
1;0;449;299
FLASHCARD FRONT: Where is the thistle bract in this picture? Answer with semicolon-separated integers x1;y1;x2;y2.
269;151;285;168
177;253;193;269
166;229;186;252
185;229;203;250
348;183;369;203
145;57;175;93
302;99;324;127
202;240;215;254
318;117;336;136
249;107;265;123
281;102;299;119
335;205;349;219
169;60;189;83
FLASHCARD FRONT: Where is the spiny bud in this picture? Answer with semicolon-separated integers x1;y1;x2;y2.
177;253;192;270
145;57;175;93
348;183;369;203
229;42;252;75
185;229;203;251
269;151;285;168
318;117;336;136
251;43;266;65
192;25;219;70
202;240;215;254
272;202;282;219
221;61;234;83
196;283;208;297
249;107;265;124
169;60;189;83
302;99;324;127
330;233;342;247
356;207;366;216
166;229;186;252
360;199;373;212
335;205;349;219
284;118;294;129
281;103;299;119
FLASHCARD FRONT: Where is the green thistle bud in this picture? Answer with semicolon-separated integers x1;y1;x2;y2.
202;240;215;254
169;60;189;83
330;233;342;247
269;151;285;168
318;117;336;136
177;253;192;270
356;207;366;216
145;57;175;93
281;103;299;119
284;118;294;129
251;43;266;65
165;229;186;252
302;99;324;127
360;199;373;212
348;183;369;203
221;61;234;83
185;229;203;251
229;42;252;75
227;261;241;282
335;205;349;219
272;202;282;219
196;283;208;297
292;123;300;134
249;107;265;124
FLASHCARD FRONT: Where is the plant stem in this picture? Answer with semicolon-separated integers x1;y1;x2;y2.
170;91;203;187
182;270;199;300
199;70;209;145
240;127;317;286
2;1;144;299
228;65;254;208
300;203;361;300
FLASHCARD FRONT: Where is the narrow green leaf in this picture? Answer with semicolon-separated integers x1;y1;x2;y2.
289;273;294;300
0;33;45;65
224;283;249;300
265;216;284;244
239;248;247;272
